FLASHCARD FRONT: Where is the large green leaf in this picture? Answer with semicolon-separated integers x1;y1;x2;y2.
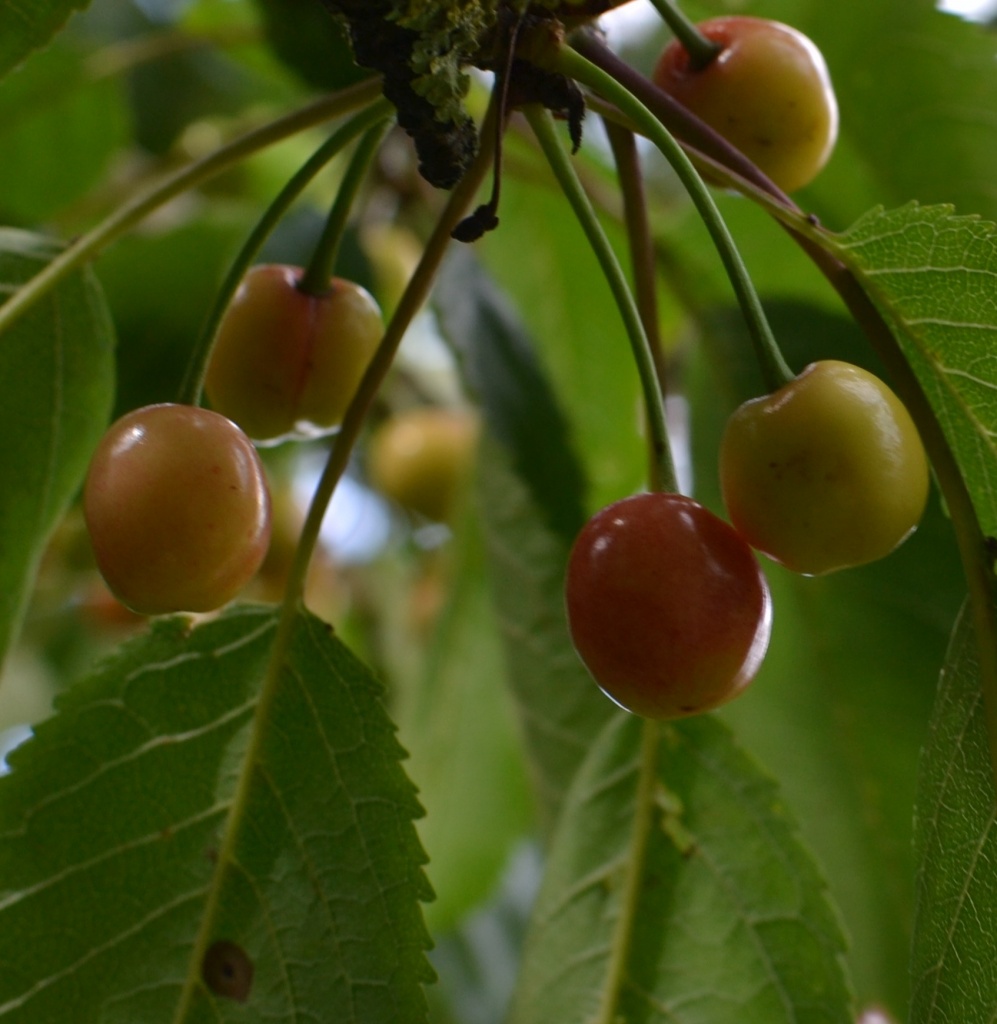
0;0;87;79
829;203;997;534
0;605;433;1021
434;251;614;836
508;713;853;1024
478;172;648;515
0;228;114;674
910;603;997;1023
0;42;128;223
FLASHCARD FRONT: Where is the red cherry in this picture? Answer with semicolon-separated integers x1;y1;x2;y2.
565;492;771;719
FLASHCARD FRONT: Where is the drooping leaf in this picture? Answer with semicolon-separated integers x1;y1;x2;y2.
0;228;115;674
433;251;614;836
434;248;588;546
910;603;997;1024
829;203;997;535
0;0;87;80
478;173;648;515
0;605;434;1022
508;713;854;1024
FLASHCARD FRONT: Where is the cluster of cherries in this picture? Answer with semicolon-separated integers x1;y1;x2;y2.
84;266;477;615
83;15;930;725
566;17;929;720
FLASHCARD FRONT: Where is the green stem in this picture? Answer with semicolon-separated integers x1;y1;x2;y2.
525;104;676;494
278;102;497;613
0;78;384;341
179;101;392;406
175;95;495;1024
596;719;660;1024
603;119;673;491
554;44;793;394
647;0;721;69
298;120;390;297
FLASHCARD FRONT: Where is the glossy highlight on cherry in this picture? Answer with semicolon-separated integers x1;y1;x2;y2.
565;492;771;719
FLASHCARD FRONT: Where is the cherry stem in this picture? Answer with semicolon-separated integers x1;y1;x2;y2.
0;78;384;343
602;119;672;489
524;104;676;494
647;0;721;70
552;45;793;395
298;119;390;297
276;100;498;613
178;101;392;407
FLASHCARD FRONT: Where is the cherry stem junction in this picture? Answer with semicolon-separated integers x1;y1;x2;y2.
298;119;391;297
525;104;677;494
647;0;721;70
178;100;392;407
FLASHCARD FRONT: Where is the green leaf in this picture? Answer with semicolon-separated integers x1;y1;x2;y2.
0;605;433;1021
251;0;373;91
0;0;86;79
0;228;115;673
394;511;534;933
434;251;614;836
0;43;128;223
910;603;997;1024
434;248;588;546
508;713;854;1024
830;203;997;534
478;173;648;515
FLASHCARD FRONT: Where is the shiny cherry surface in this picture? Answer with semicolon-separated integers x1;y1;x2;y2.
653;16;838;193
720;360;930;575
205;265;383;444
565;492;771;719
84;403;272;613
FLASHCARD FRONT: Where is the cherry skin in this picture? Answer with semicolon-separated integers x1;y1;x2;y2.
719;360;930;576
367;407;479;522
84;403;272;614
565;492;771;720
205;264;383;444
652;16;838;193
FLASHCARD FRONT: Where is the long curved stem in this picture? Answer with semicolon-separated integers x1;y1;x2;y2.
278;104;498;614
553;45;793;393
298;119;391;297
566;32;997;792
178;101;393;406
0;78;384;340
525;105;676;494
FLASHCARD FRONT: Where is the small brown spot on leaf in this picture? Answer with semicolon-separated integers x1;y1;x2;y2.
202;939;254;1002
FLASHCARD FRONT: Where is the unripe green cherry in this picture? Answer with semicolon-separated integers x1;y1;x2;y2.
84;403;272;614
652;16;838;193
205;264;383;444
719;361;930;576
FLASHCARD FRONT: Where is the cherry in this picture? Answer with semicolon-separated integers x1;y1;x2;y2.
367;407;479;522
565;492;771;719
652;15;838;193
719;360;930;575
205;264;383;444
84;404;272;614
